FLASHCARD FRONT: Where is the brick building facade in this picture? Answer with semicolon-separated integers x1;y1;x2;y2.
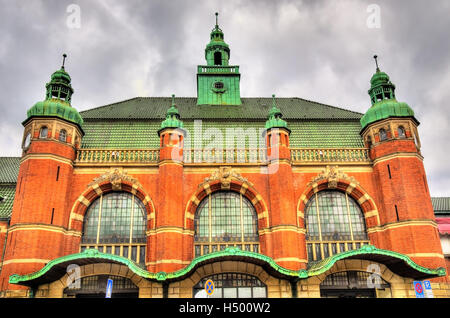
0;15;449;298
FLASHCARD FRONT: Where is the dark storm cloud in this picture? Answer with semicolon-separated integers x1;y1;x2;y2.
0;0;449;195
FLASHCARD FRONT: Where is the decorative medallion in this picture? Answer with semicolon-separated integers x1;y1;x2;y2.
307;165;359;189
201;166;252;189
88;168;142;190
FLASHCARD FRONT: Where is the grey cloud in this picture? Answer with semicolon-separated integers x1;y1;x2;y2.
0;0;449;195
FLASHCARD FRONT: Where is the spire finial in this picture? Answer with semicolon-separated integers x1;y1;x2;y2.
272;94;276;107
373;55;380;71
171;94;176;106
215;12;219;26
62;53;67;69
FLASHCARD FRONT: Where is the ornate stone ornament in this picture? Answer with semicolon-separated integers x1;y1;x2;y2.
201;166;252;189
308;165;359;189
88;168;142;190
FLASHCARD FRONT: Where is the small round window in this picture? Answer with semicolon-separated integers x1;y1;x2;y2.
212;81;226;93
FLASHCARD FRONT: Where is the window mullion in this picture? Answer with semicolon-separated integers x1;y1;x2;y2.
96;195;103;245
345;193;355;242
240;194;244;244
208;194;212;244
130;195;135;245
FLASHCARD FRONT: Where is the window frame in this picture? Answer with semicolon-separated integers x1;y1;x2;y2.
194;191;259;256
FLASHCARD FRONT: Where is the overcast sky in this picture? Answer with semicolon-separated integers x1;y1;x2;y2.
1;0;449;196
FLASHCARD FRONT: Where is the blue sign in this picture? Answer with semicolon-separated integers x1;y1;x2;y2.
423;280;434;298
413;281;424;298
106;278;113;298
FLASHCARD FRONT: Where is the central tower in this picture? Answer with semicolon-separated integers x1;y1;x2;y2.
197;13;242;105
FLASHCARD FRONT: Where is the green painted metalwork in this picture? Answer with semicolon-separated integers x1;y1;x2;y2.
197;13;241;105
265;94;288;130
8;245;446;286
360;57;416;131
307;244;447;278
24;54;84;128
160;94;184;130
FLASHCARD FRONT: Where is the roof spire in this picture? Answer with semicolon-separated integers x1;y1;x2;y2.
62;53;67;70
215;12;219;26
374;55;380;72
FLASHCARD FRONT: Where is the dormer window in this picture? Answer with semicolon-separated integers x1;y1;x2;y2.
39;126;48;139
214;82;224;89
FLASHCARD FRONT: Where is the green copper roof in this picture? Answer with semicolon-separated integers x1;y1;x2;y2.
0;157;20;184
0;185;16;219
25;99;84;127
9;245;445;287
360;99;415;131
431;197;450;215
80;97;363;120
362;59;416;130
265;94;288;130
160;94;184;130
0;157;20;219
79;97;364;149
24;55;83;128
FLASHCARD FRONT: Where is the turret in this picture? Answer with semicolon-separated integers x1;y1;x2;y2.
0;54;84;293
360;56;445;273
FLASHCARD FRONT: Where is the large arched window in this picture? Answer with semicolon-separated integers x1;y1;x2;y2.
194;192;259;257
193;273;267;298
81;192;147;266
305;191;369;261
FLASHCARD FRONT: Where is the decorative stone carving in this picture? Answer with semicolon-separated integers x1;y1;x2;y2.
307;165;359;189
88;168;142;190
201;166;252;189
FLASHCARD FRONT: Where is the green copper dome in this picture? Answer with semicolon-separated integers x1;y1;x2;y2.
360;99;415;130
265;95;289;130
205;13;230;65
26;99;84;127
24;54;83;128
160;94;184;130
360;56;416;131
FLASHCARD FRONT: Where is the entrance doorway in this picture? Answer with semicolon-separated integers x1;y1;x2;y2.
64;275;139;298
320;271;389;298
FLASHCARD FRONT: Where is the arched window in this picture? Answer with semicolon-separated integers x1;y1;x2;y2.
214;51;222;65
320;271;390;298
193;273;267;298
397;126;406;138
59;129;67;142
39;126;48;139
379;128;387;141
305;191;369;261
194;192;259;257
81;192;147;266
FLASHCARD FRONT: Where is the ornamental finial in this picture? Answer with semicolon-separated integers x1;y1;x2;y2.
172;94;175;106
62;53;67;69
373;55;380;72
215;12;219;26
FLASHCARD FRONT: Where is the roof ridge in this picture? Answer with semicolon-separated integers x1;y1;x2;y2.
79;97;141;114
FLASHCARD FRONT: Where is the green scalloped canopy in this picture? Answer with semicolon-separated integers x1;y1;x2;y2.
25;98;84;127
9;245;446;288
360;99;416;131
